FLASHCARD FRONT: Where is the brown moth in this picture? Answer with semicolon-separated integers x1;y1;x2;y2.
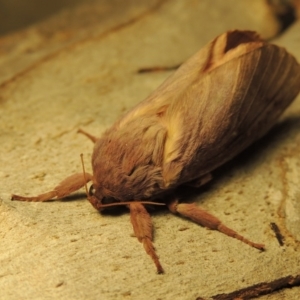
12;30;300;274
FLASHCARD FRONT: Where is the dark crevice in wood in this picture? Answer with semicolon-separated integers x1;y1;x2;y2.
197;274;300;300
270;222;285;246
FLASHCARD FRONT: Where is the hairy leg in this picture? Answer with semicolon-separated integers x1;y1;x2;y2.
12;173;93;202
168;199;265;250
129;202;164;274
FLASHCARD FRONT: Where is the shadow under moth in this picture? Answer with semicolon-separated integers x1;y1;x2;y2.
12;30;300;273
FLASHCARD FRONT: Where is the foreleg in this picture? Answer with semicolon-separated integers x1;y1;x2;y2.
11;173;93;202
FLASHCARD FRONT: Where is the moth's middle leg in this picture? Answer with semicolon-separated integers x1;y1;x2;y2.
168;199;265;250
129;202;164;274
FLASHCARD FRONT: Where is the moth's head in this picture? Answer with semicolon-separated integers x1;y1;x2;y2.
86;183;166;212
87;184;122;212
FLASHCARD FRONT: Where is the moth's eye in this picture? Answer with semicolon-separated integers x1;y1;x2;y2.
89;184;95;196
102;197;117;205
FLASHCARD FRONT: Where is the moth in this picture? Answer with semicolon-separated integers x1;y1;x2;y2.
12;30;300;274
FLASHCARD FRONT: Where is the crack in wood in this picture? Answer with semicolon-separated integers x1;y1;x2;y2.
270;222;285;246
197;274;300;300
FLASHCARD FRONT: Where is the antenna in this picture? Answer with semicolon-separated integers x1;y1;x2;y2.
99;201;165;208
80;153;89;198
